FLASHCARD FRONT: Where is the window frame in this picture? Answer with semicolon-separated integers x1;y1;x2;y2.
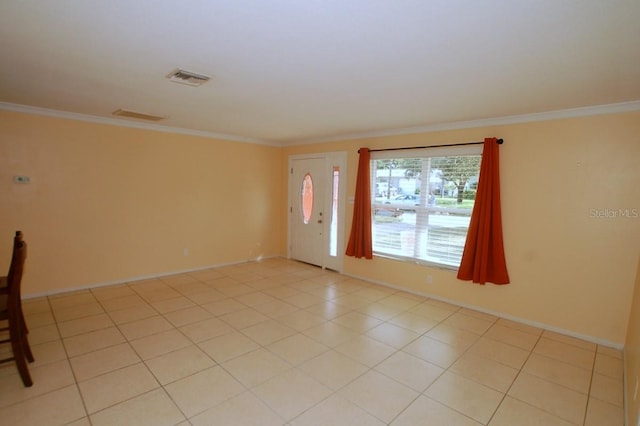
370;145;482;270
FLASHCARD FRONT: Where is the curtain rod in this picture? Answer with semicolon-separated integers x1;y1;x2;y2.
359;138;503;153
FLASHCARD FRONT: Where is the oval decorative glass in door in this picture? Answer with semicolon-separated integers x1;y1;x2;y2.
301;173;314;224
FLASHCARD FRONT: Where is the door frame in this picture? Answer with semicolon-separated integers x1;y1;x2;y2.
287;152;347;272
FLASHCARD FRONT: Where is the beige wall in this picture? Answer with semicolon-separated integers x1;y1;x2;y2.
2;108;638;346
626;257;640;426
0;111;285;295
283;111;640;345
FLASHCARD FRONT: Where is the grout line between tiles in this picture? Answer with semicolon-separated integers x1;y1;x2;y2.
3;259;624;425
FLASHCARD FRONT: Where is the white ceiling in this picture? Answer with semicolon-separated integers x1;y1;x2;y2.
1;0;639;145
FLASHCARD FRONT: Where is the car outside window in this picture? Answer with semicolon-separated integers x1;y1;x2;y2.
371;146;482;268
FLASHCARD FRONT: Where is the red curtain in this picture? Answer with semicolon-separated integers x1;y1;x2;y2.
346;148;373;259
457;138;510;284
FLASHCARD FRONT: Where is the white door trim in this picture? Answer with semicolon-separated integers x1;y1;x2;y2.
287;152;347;272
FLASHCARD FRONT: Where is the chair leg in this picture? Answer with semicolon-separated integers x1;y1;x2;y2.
20;310;29;333
23;337;34;363
9;314;33;387
18;308;34;363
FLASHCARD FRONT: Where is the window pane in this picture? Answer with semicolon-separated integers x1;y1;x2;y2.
301;173;313;224
371;153;481;268
329;167;339;257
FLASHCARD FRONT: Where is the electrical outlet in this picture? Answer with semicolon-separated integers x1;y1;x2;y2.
183;248;189;257
427;275;433;284
13;175;30;184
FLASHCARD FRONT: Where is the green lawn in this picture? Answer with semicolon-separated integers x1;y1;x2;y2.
434;197;474;209
373;196;474;209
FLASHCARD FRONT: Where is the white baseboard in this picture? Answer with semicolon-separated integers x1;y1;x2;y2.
24;255;278;299
25;256;623;350
343;271;624;350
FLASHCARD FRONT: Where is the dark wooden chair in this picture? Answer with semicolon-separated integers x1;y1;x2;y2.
0;231;34;387
0;232;30;331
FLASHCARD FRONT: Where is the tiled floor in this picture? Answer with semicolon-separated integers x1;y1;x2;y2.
0;258;625;425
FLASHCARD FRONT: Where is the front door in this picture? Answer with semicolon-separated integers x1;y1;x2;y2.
290;157;326;266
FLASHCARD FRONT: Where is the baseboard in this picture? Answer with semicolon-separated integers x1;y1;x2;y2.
24;255;279;299
25;256;623;351
343;271;624;350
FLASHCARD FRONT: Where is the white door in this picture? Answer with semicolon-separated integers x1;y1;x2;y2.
289;152;347;271
290;158;326;266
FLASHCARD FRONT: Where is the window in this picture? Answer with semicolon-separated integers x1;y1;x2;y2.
301;173;313;224
371;145;482;268
329;166;340;257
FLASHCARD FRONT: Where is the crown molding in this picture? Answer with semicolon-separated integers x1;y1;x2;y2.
293;100;640;145
3;100;639;147
0;102;279;147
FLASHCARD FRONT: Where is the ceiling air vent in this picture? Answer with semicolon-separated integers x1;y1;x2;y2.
166;69;211;86
112;109;167;121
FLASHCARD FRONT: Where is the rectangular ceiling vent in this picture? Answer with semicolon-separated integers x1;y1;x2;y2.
112;109;167;121
166;69;211;86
